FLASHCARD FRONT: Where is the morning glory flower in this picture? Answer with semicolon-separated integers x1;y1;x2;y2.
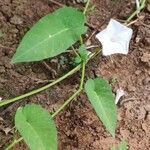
96;19;133;56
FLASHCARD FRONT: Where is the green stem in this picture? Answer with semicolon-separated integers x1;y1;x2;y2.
125;0;146;24
4;0;147;148
0;64;81;107
51;89;81;118
0;47;100;107
5;89;81;150
5;91;82;150
80;36;83;45
5;62;86;150
52;61;86;118
71;46;80;57
79;61;86;89
5;137;23;150
80;0;91;50
83;0;91;15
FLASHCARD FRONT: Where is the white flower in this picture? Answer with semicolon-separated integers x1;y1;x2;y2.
0;97;2;101
115;88;125;104
96;19;133;56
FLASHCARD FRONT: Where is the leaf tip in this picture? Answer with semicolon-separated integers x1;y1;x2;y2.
11;55;18;64
11;55;23;64
11;59;16;64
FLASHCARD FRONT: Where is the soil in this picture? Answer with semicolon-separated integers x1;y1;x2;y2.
0;0;150;150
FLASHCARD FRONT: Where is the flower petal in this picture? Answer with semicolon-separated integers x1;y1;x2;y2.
96;19;133;56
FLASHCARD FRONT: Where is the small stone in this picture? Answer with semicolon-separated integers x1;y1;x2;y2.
144;104;150;112
138;107;146;120
0;66;5;73
141;53;150;65
135;70;141;75
0;117;3;121
143;77;150;85
4;63;12;69
127;85;136;92
147;113;150;120
145;37;150;46
135;36;141;43
3;127;12;135
120;128;130;138
142;122;150;136
10;15;23;25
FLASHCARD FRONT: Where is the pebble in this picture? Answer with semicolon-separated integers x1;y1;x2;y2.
4;63;12;69
135;70;141;75
0;66;5;73
145;37;150;46
127;85;136;92
143;77;150;85
144;104;150;112
10;15;23;25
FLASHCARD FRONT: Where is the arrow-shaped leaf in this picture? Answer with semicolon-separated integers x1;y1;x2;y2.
85;78;117;137
15;104;57;150
12;7;86;63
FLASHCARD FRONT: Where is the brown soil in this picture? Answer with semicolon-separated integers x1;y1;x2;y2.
0;0;150;150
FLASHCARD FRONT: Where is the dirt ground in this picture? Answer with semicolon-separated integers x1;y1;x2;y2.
0;0;150;150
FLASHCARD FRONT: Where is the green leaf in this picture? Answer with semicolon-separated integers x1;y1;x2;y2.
118;139;127;150
78;44;89;61
12;7;87;63
15;104;57;150
74;56;82;64
85;78;117;137
74;44;89;65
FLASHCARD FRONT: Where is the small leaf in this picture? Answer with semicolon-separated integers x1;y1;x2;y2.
74;56;82;64
12;7;87;63
73;44;89;65
78;44;89;61
85;78;117;137
15;104;57;150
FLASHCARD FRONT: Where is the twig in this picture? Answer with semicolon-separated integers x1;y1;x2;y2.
139;21;150;29
126;18;139;26
48;0;64;7
52;62;86;118
123;97;139;102
120;97;139;105
28;76;55;84
42;61;57;77
86;30;97;45
125;0;146;24
87;45;99;49
83;0;91;15
5;137;23;150
0;64;82;107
